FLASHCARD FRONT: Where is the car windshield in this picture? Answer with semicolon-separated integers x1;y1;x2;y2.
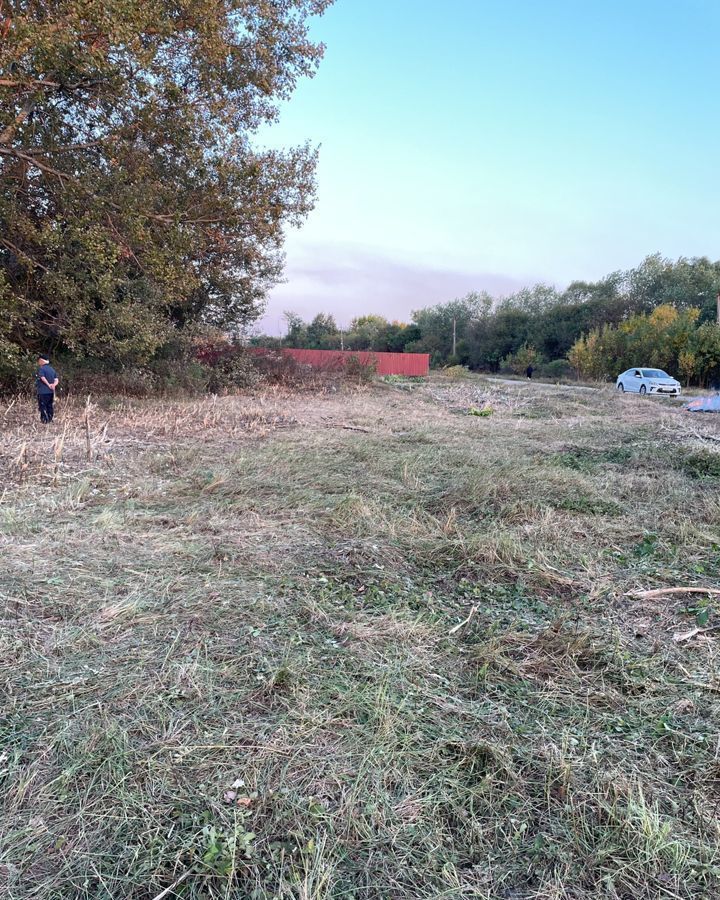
641;369;669;379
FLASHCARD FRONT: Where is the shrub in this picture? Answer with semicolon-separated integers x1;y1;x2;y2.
443;364;469;380
204;352;265;393
539;359;574;380
0;341;32;395
500;343;542;375
345;354;377;383
251;351;326;388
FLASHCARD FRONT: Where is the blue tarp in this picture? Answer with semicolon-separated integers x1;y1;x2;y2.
686;395;720;412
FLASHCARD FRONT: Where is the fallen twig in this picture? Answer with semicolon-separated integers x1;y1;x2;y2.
628;587;720;600
679;424;720;445
448;605;477;635
150;871;191;900
673;625;720;643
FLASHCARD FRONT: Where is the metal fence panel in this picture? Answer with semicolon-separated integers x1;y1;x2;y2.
261;348;429;376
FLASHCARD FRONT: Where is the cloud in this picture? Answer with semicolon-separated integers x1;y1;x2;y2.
257;245;529;334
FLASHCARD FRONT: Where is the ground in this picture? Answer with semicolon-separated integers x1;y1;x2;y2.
2;375;720;900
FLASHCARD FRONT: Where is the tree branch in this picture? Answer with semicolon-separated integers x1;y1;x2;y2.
12;138;113;154
0;96;36;144
0;237;51;272
0;78;61;88
0;146;71;180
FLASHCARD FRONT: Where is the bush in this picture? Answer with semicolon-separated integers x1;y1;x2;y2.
442;364;469;380
501;344;542;375
345;354;377;383
251;351;329;388
539;359;574;380
204;352;265;393
0;341;33;395
43;349;217;398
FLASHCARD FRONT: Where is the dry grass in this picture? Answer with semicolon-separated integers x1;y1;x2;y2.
2;375;720;899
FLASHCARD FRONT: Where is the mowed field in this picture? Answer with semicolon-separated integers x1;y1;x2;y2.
2;375;720;900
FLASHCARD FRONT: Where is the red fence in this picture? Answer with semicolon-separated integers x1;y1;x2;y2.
253;348;430;377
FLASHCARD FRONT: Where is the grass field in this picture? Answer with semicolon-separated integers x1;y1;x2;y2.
2;375;720;899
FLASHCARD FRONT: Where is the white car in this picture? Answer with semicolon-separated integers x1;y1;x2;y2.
616;368;681;396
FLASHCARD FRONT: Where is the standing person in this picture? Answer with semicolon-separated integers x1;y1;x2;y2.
36;355;59;423
526;364;534;380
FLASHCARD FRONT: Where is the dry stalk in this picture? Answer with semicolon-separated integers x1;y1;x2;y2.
84;396;93;461
52;420;69;484
628;587;720;600
12;441;28;480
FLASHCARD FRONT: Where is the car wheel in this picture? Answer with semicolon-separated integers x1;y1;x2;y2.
617;383;625;392
639;385;647;395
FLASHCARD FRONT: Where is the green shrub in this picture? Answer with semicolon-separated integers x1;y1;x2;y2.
539;358;574;380
345;354;377;383
678;449;720;479
205;352;265;393
0;346;34;395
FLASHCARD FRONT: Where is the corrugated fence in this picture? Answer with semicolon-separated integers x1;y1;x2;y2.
253;348;430;377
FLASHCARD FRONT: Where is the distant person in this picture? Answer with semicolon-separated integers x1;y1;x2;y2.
36;355;59;423
526;365;534;380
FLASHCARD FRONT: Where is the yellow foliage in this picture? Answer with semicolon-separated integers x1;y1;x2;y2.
648;304;679;328
678;351;696;385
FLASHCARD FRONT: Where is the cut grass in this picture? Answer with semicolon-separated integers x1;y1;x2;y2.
1;378;720;898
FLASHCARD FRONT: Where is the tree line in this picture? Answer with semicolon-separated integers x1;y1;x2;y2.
262;255;720;385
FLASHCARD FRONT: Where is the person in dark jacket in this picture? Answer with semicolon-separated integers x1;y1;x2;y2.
526;365;534;379
36;355;59;423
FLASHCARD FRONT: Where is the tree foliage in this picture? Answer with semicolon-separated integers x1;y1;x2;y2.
0;0;331;373
411;292;492;365
262;312;421;355
567;304;720;385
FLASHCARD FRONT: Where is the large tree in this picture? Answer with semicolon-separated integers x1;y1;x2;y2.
0;0;331;373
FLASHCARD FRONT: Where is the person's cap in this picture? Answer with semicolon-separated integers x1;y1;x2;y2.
38;354;50;362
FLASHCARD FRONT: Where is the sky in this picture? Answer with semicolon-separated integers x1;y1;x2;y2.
257;0;720;334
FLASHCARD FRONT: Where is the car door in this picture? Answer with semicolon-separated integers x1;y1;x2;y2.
631;369;644;392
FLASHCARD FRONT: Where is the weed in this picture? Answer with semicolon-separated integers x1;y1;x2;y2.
553;445;633;472
678;449;720;479
344;353;378;383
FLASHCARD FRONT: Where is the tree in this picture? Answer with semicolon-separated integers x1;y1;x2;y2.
464;306;531;371
345;315;389;350
0;0;332;372
412;292;492;364
283;312;308;348
568;304;703;382
693;323;720;387
502;343;540;375
306;313;339;349
626;255;720;319
379;322;420;352
678;351;697;387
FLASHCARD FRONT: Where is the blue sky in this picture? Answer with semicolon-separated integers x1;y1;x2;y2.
258;0;720;333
